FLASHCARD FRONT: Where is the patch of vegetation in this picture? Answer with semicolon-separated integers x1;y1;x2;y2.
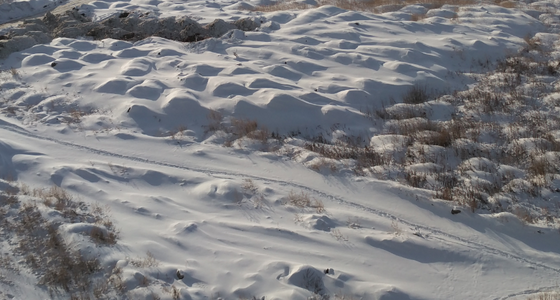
0;181;120;298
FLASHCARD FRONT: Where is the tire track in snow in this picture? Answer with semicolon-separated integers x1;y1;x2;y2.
1;119;560;279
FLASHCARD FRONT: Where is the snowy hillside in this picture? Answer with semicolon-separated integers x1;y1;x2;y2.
1;0;560;299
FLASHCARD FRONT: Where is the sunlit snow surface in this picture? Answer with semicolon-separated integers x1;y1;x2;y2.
1;1;560;299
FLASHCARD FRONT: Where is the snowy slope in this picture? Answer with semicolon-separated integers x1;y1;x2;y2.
1;1;560;299
0;0;64;25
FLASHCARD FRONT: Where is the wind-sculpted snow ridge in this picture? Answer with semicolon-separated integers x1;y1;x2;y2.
2;1;560;300
0;5;540;133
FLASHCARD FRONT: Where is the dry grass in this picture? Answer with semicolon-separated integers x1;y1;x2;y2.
527;292;560;300
205;113;271;146
391;220;403;236
0;182;121;297
129;251;160;268
410;13;426;21
308;157;338;173
242;179;258;193
90;225;119;245
293;34;560;223
205;110;224;133
229;118;270;143
496;0;517;8
168;125;188;140
402;84;431;104
284;190;326;213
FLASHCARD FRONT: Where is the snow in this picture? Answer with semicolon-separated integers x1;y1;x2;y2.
1;0;560;299
0;0;61;25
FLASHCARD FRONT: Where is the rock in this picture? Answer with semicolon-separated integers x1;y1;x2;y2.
451;209;461;215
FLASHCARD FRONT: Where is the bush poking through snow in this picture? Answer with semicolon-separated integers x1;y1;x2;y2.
290;38;560;223
0;182;121;298
285;190;326;213
129;251;160;268
205;110;224;134
526;292;560;300
402;84;430;104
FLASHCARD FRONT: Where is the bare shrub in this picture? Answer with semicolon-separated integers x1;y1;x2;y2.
527;156;555;177
36;185;74;210
172;285;180;300
402;84;430;104
403;169;427;188
130;251;160;268
496;1;516;8
304;140;388;171
526;291;560;300
90;225;118;245
229;118;270;143
168;125;188;141
313;199;326;213
285;190;311;208
391;220;403;236
231;118;257;136
523;35;541;52
205;110;223;133
308;158;338;173
0;191;19;205
435;187;453;200
241;179;258;193
284;190;327;213
410;13;426;21
92;279;110;298
109;267;126;294
513;207;535;224
33;221;101;292
421;127;453;147
66;109;87;124
0;182;120;297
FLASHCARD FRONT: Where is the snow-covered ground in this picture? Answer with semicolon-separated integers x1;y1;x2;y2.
1;0;560;299
0;0;65;25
